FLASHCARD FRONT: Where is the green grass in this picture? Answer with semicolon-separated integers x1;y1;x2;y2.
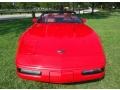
0;11;120;88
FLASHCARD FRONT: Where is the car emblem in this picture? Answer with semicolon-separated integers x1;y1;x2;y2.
57;49;65;54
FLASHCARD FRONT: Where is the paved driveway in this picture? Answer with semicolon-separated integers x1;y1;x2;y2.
0;13;41;20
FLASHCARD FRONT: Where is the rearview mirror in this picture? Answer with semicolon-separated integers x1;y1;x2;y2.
81;18;87;23
32;17;37;23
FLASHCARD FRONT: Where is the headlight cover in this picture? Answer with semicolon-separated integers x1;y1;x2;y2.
17;68;42;75
82;68;104;75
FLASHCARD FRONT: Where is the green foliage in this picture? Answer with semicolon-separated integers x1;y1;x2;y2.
0;2;14;9
0;2;120;10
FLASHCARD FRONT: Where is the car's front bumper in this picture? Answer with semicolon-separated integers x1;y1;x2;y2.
16;65;105;83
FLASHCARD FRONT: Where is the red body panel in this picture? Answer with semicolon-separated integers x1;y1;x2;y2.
16;22;106;83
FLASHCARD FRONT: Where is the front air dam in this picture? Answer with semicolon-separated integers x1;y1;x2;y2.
17;67;105;83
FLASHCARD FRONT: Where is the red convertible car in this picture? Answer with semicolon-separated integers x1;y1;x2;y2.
16;11;106;83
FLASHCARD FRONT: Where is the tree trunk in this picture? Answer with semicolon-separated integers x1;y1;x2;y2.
60;3;64;11
79;9;80;14
73;2;75;11
47;3;49;10
91;3;95;15
0;3;1;9
32;11;35;18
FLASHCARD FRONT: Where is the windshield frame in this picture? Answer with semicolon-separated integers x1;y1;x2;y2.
37;11;82;23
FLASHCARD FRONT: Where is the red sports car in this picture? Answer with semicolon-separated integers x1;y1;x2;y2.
16;11;106;83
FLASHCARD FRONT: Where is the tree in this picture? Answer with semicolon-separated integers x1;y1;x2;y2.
91;2;95;15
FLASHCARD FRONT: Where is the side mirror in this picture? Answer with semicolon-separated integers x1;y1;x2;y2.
81;18;87;23
32;17;37;23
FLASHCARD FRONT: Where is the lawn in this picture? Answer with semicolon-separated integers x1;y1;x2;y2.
0;11;120;89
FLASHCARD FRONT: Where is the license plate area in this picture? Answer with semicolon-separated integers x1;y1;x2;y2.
50;71;73;83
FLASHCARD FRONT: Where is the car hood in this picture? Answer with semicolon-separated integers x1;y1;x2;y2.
16;23;105;69
27;23;94;37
